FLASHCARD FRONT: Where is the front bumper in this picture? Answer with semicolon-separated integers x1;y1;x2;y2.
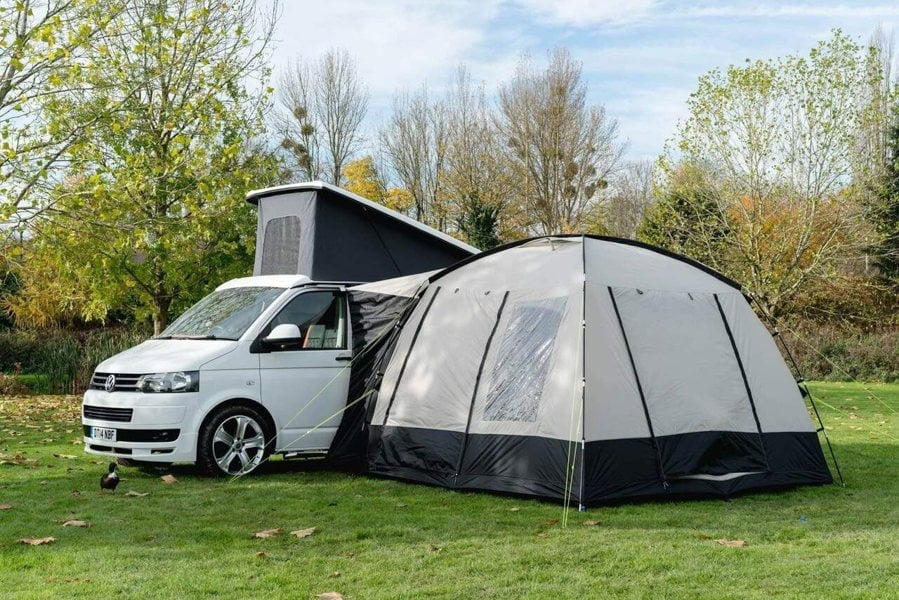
82;389;198;463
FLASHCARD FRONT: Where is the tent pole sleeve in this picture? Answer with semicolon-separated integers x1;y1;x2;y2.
578;236;587;510
750;297;845;486
453;291;510;485
607;287;668;487
380;286;443;427
713;294;770;471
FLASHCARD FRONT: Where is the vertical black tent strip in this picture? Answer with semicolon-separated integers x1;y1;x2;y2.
749;297;845;486
607;287;668;487
713;293;770;471
380;286;443;427
453;291;510;485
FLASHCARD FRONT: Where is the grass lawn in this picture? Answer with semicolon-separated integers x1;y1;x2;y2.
1;382;897;599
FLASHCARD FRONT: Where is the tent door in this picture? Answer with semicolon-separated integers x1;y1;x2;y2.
610;287;767;479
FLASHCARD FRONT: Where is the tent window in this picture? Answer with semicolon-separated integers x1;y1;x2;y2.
261;216;301;275
484;297;567;422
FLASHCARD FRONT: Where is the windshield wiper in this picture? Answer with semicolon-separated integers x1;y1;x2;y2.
154;334;237;341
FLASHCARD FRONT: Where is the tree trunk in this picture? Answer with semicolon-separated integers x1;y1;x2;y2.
153;296;172;336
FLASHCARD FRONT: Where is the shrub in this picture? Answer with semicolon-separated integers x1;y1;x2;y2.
781;324;899;383
2;326;151;394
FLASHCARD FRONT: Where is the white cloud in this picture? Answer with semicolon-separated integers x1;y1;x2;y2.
271;0;502;98
510;0;658;26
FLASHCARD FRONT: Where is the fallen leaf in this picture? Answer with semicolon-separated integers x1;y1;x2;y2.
395;503;407;509
0;504;11;510
317;593;344;600
254;528;282;539
19;536;55;546
715;538;747;547
125;491;149;497
255;551;267;559
160;474;178;484
53;454;78;459
329;571;341;578
290;527;316;539
62;519;91;528
583;520;600;527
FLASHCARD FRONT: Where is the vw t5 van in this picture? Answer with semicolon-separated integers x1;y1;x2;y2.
81;274;356;476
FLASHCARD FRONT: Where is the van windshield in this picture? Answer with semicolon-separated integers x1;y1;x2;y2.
158;286;285;340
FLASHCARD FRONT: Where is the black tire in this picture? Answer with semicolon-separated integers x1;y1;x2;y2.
197;405;271;476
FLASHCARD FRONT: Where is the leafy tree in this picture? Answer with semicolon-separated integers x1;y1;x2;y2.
0;0;121;233
14;0;280;334
870;113;899;287
662;30;879;317
637;161;730;265
457;192;501;250
342;156;413;214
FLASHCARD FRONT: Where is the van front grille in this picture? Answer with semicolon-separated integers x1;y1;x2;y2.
89;372;142;392
83;405;134;422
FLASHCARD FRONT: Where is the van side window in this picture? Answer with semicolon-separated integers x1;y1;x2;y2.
263;291;347;350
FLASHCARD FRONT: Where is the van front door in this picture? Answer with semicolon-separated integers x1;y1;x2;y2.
257;289;351;453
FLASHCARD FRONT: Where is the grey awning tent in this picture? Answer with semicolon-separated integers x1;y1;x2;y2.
246;181;478;282
343;235;832;505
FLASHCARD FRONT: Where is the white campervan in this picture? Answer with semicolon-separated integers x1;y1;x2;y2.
81;181;478;476
82;275;355;476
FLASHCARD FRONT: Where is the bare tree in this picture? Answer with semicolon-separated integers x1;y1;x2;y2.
443;67;519;243
379;86;449;230
600;160;655;239
273;48;368;185
496;48;624;234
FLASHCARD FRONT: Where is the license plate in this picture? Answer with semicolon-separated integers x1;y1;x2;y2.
91;427;117;442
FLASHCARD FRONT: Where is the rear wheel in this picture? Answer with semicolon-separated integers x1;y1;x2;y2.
197;405;270;476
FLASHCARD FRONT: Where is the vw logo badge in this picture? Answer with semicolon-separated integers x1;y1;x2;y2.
104;374;116;393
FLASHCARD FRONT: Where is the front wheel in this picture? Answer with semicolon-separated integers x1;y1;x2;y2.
197;405;270;476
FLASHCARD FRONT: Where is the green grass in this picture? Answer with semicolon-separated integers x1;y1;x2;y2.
1;383;898;599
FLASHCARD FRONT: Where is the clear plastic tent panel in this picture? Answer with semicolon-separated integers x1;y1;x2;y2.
484;296;568;422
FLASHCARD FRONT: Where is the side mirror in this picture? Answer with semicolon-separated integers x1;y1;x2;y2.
262;323;302;349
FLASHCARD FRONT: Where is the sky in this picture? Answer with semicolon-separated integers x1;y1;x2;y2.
270;1;899;163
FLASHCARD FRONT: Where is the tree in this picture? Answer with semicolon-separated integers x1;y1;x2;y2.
342;155;412;213
496;48;623;235
274;48;368;185
0;0;121;232
870;113;899;287
443;67;519;245
379;86;449;230
14;0;280;334
662;30;879;317
637;161;731;264
597;160;656;239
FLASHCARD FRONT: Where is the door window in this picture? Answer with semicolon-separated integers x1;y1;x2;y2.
263;291;347;350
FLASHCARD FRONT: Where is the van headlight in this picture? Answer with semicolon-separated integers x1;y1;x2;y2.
137;371;199;393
